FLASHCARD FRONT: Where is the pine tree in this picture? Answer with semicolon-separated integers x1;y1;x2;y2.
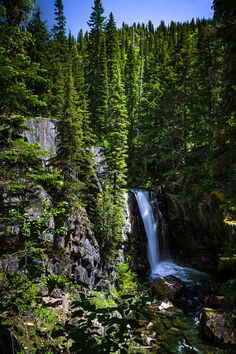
52;0;66;41
0;0;49;207
124;42;139;175
87;0;108;140
105;13;128;197
105;12;120;82
0;0;34;27
27;7;50;65
48;0;68;117
56;62;86;200
27;7;50;116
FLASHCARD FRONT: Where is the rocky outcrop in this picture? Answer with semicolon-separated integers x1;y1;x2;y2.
0;118;111;289
22;117;57;160
125;192;149;277
201;308;236;347
153;275;186;301
164;192;228;272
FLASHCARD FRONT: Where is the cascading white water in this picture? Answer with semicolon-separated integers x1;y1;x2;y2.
132;189;208;283
133;190;159;277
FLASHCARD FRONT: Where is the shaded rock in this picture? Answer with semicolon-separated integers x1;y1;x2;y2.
201;308;236;347
91;146;107;180
74;264;90;285
205;295;236;309
62;293;70;313
153;275;186;301
50;287;63;298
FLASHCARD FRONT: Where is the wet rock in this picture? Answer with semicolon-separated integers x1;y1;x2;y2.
125;192;149;276
158;299;174;312
153;275;186;301
146;322;154;331
201;307;236;346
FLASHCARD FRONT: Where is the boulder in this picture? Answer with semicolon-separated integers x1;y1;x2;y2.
153;275;186;301
201;307;236;347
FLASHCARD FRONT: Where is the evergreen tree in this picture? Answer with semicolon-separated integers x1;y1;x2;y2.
56;63;86;200
0;0;34;27
213;0;236;123
124;42;139;176
0;0;49;207
27;7;50;65
52;0;66;41
105;14;128;197
105;12;120;82
27;7;50;116
87;0;108;140
48;0;67;117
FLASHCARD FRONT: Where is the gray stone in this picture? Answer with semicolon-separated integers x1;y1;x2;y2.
201;308;236;346
91;147;107;180
75;264;90;285
23;118;57;160
42;296;62;307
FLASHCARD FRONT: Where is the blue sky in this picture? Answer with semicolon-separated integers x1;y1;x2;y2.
37;0;213;36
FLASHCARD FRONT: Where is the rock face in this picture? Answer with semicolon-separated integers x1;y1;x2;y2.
22;118;57;159
0;118;110;289
91;147;107;181
164;193;228;272
125;192;149;277
201;308;236;347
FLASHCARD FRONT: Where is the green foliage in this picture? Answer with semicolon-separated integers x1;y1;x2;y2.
0;0;35;27
9;199;68;276
40;274;74;289
95;178;125;259
87;1;108;140
0;274;39;314
219;232;236;272
52;292;149;353
89;291;117;309
114;262;138;296
52;0;66;41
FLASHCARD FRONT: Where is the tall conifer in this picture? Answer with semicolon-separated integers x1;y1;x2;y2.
87;0;108;140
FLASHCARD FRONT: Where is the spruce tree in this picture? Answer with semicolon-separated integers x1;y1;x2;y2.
124;42;139;175
87;0;108;140
0;0;48;208
56;62;86;200
48;0;67;117
105;13;128;197
52;0;66;41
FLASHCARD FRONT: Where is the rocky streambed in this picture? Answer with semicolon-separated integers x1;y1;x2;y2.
139;273;236;353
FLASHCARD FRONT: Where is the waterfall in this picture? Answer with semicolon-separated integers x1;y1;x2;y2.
132;189;160;277
132;189;208;283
